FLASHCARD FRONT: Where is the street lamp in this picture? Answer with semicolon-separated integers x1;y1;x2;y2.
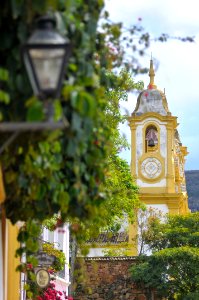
0;15;71;153
23;15;71;99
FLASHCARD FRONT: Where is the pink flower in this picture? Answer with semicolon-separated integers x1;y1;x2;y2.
26;263;33;270
50;282;55;288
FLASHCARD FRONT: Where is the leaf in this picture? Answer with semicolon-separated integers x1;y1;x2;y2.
69;63;78;72
26;291;33;299
52;141;61;153
0;68;9;81
17;230;29;242
26;102;44;121
58;191;70;212
5;171;17;184
53;99;62;121
0;90;10;104
37;184;47;200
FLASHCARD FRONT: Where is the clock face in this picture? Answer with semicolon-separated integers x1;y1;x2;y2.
141;157;162;179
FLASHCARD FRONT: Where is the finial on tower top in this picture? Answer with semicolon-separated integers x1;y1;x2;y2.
148;58;157;89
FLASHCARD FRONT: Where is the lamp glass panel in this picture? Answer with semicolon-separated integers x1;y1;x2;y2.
29;48;65;90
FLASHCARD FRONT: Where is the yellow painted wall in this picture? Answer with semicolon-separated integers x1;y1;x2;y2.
0;165;20;300
7;220;20;300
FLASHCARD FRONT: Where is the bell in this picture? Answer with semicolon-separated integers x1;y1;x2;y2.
148;138;155;147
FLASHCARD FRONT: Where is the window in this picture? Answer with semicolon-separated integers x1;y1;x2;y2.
145;125;158;152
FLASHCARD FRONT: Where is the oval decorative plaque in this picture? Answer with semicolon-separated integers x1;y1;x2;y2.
36;268;50;288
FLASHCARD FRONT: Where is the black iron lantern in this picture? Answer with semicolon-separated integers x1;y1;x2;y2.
23;15;71;99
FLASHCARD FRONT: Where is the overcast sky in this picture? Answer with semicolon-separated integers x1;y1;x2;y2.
105;0;199;170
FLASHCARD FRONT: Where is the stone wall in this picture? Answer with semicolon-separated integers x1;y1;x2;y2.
74;257;159;300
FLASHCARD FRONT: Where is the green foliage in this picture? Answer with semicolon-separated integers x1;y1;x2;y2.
26;97;45;121
103;246;129;257
74;154;142;248
103;155;140;230
105;69;144;152
0;67;10;119
43;242;66;272
135;207;165;255
43;215;60;231
16;220;41;257
143;212;199;251
130;212;199;299
1;0;111;228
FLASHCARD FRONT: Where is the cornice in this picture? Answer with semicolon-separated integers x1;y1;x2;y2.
139;193;186;201
128;112;177;127
84;256;137;261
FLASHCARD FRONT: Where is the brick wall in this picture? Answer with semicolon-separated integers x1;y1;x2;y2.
74;257;159;300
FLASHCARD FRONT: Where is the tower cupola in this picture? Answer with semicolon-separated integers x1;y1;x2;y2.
133;59;170;116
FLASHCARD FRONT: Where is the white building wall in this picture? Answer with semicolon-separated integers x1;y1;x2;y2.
137;178;166;187
135;125;143;175
63;224;70;287
160;125;167;173
147;204;169;214
87;248;105;257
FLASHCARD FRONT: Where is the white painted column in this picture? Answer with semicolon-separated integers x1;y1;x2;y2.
65;223;70;293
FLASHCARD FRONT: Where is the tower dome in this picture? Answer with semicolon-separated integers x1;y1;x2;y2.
133;60;170;116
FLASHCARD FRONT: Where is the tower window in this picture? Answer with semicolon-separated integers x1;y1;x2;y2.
145;125;158;152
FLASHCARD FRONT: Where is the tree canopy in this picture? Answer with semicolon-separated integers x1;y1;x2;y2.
130;212;199;300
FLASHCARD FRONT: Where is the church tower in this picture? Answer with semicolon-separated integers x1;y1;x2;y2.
128;60;189;254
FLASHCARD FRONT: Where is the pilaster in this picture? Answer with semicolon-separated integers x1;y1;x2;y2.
166;123;175;193
129;122;137;178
